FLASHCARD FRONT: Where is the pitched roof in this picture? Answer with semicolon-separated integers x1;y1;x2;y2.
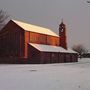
12;20;59;37
29;43;77;53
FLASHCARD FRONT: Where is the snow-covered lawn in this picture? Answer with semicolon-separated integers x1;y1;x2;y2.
0;58;90;90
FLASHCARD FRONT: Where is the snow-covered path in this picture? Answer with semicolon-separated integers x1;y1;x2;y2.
0;58;90;90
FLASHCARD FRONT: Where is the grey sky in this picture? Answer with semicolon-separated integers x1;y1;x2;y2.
0;0;90;49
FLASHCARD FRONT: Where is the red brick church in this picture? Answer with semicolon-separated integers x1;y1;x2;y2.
0;19;78;63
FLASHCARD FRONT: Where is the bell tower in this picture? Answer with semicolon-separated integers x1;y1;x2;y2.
59;20;67;49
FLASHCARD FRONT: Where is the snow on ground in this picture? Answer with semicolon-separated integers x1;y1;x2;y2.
0;58;90;90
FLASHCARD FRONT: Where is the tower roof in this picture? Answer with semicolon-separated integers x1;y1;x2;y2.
59;19;65;26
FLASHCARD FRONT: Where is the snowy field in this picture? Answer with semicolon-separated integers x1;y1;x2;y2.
0;58;90;90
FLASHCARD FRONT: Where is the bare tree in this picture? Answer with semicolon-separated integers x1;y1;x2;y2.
0;9;9;30
72;44;88;58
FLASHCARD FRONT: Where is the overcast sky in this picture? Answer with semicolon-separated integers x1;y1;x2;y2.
0;0;90;49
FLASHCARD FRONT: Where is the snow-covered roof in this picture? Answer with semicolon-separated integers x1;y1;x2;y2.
29;43;77;53
12;20;59;37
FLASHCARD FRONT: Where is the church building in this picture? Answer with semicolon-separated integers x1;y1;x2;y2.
0;20;78;63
